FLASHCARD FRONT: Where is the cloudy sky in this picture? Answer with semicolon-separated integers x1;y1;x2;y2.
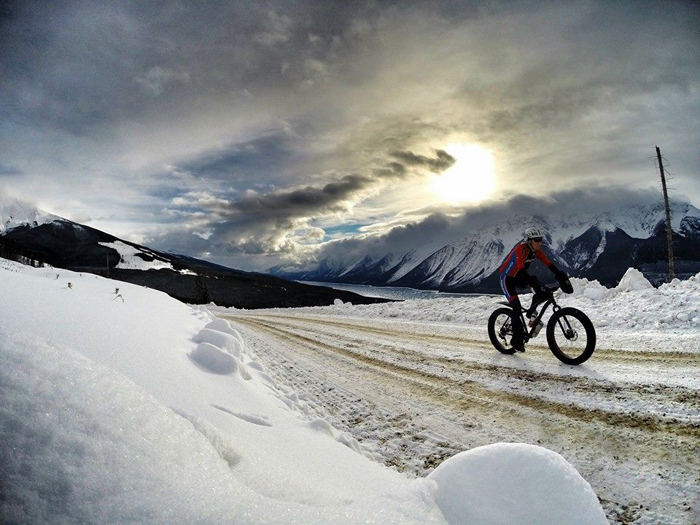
1;0;698;270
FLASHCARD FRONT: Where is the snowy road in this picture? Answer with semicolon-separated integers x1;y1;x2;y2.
221;311;699;525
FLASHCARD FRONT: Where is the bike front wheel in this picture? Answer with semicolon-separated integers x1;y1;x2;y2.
546;307;596;365
488;307;517;355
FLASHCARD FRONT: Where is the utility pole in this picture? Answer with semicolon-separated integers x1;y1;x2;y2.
655;146;675;281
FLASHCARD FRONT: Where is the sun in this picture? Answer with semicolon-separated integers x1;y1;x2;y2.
431;144;496;204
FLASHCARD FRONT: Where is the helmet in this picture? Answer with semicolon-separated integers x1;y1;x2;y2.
524;227;545;240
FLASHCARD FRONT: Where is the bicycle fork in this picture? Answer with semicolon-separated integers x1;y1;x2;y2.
522;301;557;341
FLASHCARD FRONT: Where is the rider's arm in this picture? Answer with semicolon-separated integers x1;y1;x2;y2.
546;261;567;281
536;249;566;279
517;243;532;266
535;248;553;267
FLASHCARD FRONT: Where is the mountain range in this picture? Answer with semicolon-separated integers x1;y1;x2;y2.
0;196;387;309
270;201;700;293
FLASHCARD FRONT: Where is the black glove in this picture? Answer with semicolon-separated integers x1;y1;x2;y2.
557;272;574;293
555;270;568;283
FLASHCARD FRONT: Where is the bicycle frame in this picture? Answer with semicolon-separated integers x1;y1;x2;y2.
499;286;563;342
521;296;558;342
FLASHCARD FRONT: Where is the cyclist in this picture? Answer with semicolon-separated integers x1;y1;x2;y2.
498;227;568;351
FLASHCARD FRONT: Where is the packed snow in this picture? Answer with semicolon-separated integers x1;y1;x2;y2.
0;260;610;524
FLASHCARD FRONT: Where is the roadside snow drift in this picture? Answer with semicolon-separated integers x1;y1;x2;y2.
0;260;606;524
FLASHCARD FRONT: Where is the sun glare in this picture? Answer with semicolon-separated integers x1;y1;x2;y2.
431;144;496;204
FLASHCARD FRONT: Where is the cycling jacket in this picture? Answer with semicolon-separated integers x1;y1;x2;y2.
499;241;552;278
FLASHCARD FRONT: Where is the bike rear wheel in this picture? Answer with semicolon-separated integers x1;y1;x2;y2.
546;307;596;365
488;307;517;355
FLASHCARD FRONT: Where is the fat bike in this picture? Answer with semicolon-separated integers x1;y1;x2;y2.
487;285;596;365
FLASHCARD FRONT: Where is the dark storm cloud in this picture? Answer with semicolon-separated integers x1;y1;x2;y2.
239;149;450;214
156;148;457;258
391;150;455;173
1;0;698;270
228;174;374;216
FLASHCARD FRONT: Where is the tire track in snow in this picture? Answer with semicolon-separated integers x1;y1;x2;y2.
261;313;698;363
233;315;699;438
237;314;700;426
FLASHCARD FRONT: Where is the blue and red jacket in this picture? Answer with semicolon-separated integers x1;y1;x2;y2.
499;241;554;302
499;241;552;278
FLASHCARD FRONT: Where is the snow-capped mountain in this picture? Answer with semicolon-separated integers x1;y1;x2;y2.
0;194;60;233
272;201;700;291
0;196;386;308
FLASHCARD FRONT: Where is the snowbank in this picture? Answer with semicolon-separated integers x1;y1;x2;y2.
0;260;607;523
0;331;258;524
0;261;443;523
614;267;654;292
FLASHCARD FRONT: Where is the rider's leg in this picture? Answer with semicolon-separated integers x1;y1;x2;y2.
526;273;543;294
503;276;525;350
525;274;546;316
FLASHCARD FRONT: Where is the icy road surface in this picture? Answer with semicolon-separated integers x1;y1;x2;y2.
220;311;699;525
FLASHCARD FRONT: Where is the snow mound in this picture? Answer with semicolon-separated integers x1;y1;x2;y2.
189;342;240;374
204;318;245;344
570;277;609;301
428;443;608;525
615;267;653;292
190;320;251;378
193;328;244;358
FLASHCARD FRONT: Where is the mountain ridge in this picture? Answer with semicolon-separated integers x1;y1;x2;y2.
270;201;700;292
0;199;388;309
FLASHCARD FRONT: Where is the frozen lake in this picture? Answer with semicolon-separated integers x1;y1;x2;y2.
300;281;497;301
